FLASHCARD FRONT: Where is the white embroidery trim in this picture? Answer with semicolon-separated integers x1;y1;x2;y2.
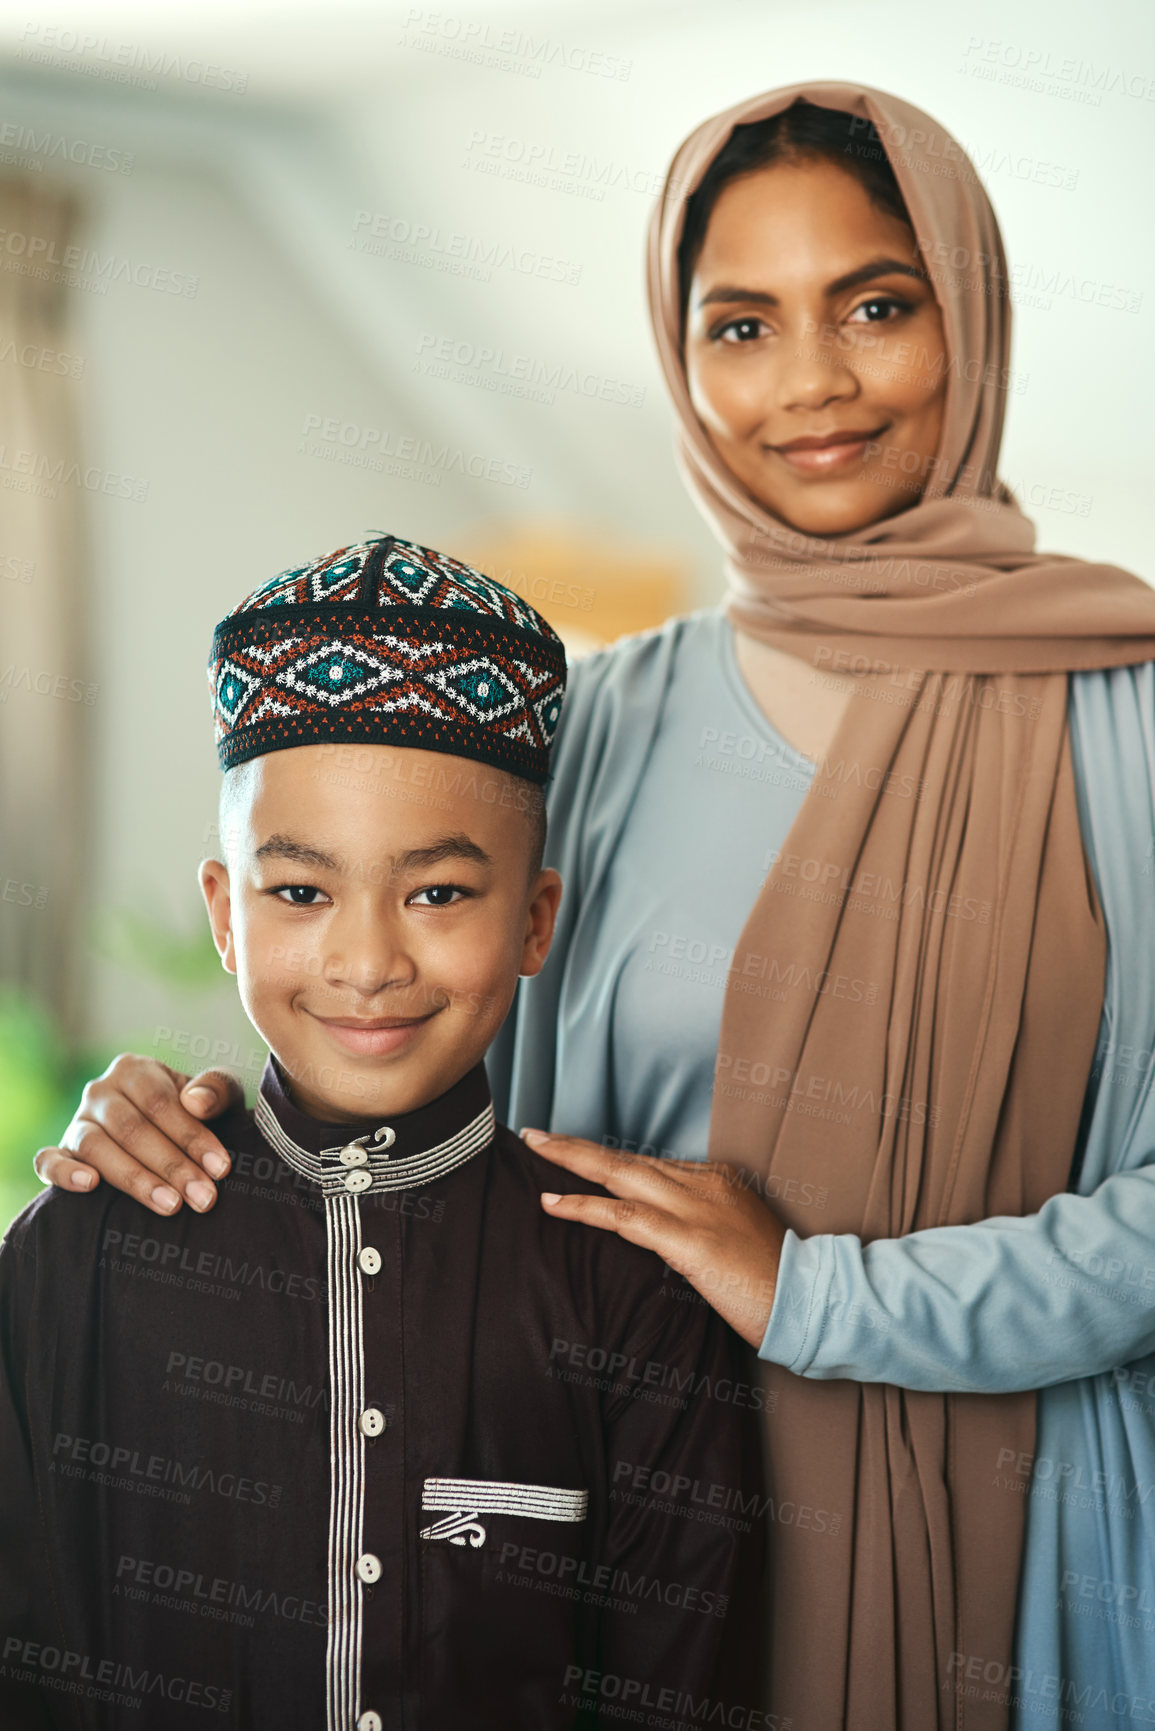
419;1479;589;1547
421;1478;589;1520
255;1093;494;1195
418;1511;488;1547
325;1192;364;1731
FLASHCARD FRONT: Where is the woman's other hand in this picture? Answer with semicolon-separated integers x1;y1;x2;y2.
527;1130;785;1347
33;1056;244;1215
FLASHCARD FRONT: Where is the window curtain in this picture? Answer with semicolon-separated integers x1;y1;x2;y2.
0;177;87;1041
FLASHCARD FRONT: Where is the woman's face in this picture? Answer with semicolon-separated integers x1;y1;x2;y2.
683;155;948;538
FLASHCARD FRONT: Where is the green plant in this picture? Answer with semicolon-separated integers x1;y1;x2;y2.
0;903;245;1232
93;906;224;989
0;988;123;1229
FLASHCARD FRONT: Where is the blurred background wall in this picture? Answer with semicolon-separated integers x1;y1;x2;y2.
0;0;1151;1218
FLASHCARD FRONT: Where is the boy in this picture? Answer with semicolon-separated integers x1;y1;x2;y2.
0;534;762;1729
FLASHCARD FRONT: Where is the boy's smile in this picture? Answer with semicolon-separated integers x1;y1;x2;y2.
199;742;560;1123
307;1008;438;1059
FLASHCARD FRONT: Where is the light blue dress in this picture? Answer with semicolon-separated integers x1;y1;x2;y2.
488;607;1155;1720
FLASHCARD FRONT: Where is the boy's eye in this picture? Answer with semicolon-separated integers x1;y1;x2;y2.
273;885;329;906
409;884;467;908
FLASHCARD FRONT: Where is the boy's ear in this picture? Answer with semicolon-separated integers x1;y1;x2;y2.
199;859;237;976
519;869;562;980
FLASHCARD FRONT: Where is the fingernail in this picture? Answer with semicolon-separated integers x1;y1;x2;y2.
522;1128;546;1145
151;1185;180;1213
184;1086;216;1114
70;1170;94;1191
186;1181;215;1212
202;1152;229;1179
541;1192;561;1206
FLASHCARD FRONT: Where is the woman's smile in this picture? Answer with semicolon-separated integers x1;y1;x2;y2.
767;421;891;475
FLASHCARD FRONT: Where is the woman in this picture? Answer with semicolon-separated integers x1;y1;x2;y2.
39;84;1155;1728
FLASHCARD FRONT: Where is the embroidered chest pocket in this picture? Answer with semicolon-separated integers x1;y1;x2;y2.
419;1478;589;1549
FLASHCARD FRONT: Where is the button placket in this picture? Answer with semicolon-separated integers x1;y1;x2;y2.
252;1087;494;1718
352;1222;387;1712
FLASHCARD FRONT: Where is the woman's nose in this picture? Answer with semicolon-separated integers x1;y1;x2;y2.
774;328;858;413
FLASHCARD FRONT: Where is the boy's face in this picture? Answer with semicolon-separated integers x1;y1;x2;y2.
199;743;560;1123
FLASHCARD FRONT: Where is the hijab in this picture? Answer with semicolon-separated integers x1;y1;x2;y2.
647;81;1155;1730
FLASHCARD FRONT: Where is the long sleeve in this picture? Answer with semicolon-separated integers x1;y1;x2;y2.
586;1283;765;1718
759;1160;1155;1391
0;1205;62;1730
761;663;1155;1403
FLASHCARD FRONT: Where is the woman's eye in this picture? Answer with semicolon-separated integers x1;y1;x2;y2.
716;316;768;344
409;884;466;908
847;296;909;325
274;884;328;906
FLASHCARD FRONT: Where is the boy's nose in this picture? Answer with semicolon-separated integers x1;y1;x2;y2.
321;913;418;998
329;958;415;997
323;951;417;998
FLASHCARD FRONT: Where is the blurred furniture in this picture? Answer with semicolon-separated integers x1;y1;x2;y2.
457;521;689;657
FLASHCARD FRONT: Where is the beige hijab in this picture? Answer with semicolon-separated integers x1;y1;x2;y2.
648;82;1155;1730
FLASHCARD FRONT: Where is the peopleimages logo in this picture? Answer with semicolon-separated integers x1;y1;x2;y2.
51;1431;283;1510
560;1667;793;1729
297;413;533;489
350;210;582;287
399;10;632;81
18;22;248;92
0;226;198;297
413;332;645;408
958;36;1155;105
1;1639;234;1714
114;1554;327;1629
461;129;683;201
0;123;134;174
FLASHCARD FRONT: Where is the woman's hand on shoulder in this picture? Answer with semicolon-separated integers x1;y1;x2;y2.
525;1129;785;1347
34;1056;245;1215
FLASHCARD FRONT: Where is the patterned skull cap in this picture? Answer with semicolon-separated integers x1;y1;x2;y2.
210;535;567;785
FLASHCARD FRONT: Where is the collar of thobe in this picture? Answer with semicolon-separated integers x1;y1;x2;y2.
254;1056;495;1196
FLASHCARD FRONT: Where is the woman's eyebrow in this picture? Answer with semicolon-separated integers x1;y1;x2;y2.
696;256;927;311
825;256;928;295
697;285;779;310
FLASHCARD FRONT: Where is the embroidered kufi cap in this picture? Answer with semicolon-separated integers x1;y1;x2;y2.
210;534;567;785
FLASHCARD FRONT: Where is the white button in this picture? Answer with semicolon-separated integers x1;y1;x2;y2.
344;1170;372;1193
357;1713;383;1731
358;1246;381;1276
355;1552;382;1584
339;1143;369;1168
359;1407;386;1437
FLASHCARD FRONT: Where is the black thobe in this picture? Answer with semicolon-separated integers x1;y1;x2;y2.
0;1060;765;1729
